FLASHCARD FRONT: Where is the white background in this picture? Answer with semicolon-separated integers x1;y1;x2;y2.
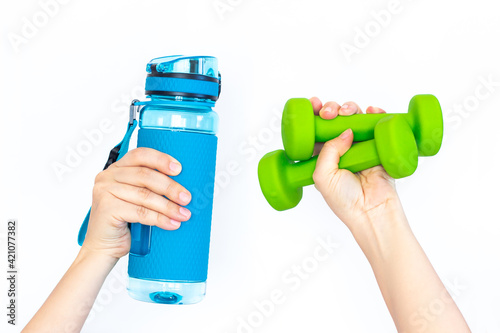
1;0;500;332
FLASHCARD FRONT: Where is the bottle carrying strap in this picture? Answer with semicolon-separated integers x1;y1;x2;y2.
77;100;142;246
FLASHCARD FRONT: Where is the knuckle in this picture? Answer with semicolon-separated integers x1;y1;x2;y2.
324;140;338;151
136;205;149;219
94;170;107;185
129;148;146;161
136;167;151;179
137;187;152;201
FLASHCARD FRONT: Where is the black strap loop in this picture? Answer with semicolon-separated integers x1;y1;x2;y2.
103;146;120;170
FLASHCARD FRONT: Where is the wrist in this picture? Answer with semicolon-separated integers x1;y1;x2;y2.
349;199;412;262
77;244;119;270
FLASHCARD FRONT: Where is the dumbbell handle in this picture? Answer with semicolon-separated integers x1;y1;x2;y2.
315;113;394;142
288;140;381;188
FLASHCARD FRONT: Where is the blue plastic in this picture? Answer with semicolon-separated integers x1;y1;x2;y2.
127;55;220;304
146;55;219;79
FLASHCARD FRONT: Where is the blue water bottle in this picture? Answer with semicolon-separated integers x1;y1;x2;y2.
78;55;221;304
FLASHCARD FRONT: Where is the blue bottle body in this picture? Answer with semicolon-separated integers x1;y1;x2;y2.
127;56;220;304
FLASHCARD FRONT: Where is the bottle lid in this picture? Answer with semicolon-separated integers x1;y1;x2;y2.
145;55;221;103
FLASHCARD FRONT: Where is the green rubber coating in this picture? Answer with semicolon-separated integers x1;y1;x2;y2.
374;115;418;178
338;140;380;173
281;98;315;162
316;113;388;143
259;115;419;211
282;94;444;161
258;150;314;212
406;94;443;156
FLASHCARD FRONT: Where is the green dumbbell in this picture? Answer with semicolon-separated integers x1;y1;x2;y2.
282;94;443;161
259;115;420;211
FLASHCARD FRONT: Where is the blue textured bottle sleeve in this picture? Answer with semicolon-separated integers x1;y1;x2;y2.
128;129;218;282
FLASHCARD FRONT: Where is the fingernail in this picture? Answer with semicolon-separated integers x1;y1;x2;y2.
170;162;182;174
340;104;351;114
179;207;191;218
170;220;181;228
340;128;352;139
321;106;333;118
179;192;191;204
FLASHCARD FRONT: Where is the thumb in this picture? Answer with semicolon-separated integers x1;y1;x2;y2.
314;129;353;180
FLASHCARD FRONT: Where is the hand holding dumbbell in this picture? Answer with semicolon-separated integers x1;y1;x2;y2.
258;95;444;211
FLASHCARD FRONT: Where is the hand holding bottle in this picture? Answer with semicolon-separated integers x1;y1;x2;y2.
83;147;192;260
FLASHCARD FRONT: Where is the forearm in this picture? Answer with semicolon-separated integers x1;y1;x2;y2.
23;246;117;333
352;203;470;333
